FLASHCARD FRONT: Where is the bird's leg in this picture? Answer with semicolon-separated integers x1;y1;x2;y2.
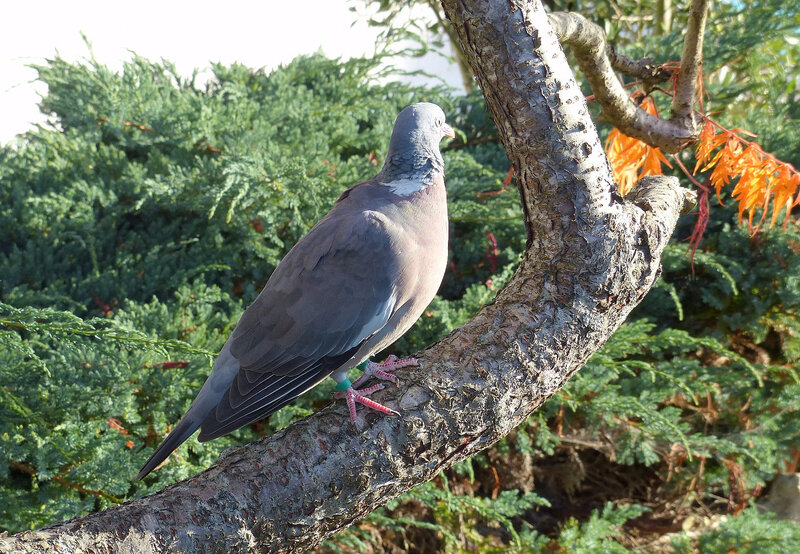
350;354;418;389
332;355;418;424
334;382;399;423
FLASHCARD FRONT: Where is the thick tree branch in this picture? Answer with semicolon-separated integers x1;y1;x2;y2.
548;11;687;151
548;1;709;153
4;0;694;551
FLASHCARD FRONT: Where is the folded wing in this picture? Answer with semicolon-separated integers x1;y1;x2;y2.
198;209;401;440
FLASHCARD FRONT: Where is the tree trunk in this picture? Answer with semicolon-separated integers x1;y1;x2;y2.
3;0;693;552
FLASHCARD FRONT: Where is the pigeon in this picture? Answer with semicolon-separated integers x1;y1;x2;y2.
137;102;454;479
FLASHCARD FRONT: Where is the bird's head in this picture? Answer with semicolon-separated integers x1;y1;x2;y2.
385;103;454;166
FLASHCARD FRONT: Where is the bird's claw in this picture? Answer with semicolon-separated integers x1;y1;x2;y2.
335;355;418;424
351;354;418;389
334;383;399;423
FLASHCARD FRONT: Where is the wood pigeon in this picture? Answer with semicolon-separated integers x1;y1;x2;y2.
138;103;454;479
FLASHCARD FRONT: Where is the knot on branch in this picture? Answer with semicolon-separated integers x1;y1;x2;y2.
607;48;674;87
627;175;696;215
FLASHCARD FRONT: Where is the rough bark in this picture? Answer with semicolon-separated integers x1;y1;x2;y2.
3;0;695;552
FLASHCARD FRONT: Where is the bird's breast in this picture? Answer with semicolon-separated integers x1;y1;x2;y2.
386;181;449;326
337;176;449;361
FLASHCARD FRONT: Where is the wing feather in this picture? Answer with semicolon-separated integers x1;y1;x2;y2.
198;346;362;441
198;209;402;439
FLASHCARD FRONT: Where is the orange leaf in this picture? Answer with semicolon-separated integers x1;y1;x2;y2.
107;417;130;437
708;136;744;201
609;92;799;228
694;120;721;173
769;165;798;227
642;144;673;176
605;106;669;197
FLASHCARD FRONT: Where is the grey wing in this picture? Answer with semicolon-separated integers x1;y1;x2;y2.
198;210;400;440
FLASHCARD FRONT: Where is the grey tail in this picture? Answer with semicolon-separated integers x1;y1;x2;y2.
137;337;240;479
136;416;202;479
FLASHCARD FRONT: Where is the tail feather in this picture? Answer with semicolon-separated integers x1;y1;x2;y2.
137;338;240;479
136;416;203;479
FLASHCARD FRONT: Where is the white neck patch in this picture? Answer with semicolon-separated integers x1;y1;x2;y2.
382;176;432;197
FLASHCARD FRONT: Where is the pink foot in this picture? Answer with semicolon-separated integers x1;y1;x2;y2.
333;355;418;424
334;383;399;423
351;355;417;389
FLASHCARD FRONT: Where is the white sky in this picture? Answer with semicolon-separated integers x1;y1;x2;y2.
0;1;462;145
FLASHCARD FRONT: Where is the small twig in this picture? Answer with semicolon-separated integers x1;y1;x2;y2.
10;461;123;504
556;435;609;450
122;121;157;133
441;134;500;151
671;154;710;193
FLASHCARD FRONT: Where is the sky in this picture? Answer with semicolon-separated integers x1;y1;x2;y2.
0;1;463;145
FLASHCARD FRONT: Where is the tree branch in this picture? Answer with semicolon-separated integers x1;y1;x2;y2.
3;0;694;551
548;4;709;153
422;0;476;92
670;0;710;125
607;47;673;84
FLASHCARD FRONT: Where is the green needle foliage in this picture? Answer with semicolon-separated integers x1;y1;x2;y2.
2;5;799;548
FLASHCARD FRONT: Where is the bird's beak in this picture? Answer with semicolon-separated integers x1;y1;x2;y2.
443;124;455;139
